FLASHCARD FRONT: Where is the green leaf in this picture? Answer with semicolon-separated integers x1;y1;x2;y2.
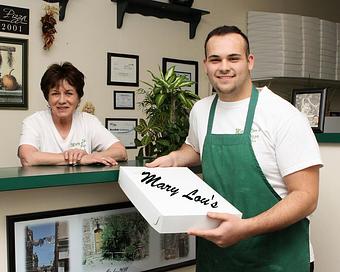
155;93;166;108
165;66;176;81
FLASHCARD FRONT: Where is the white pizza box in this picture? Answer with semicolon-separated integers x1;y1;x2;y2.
118;166;242;233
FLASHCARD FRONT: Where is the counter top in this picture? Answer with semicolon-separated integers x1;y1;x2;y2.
0;160;145;192
0;161;202;192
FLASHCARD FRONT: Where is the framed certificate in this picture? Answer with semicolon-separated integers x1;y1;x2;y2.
105;118;137;148
162;57;198;95
107;53;139;86
113;90;135;110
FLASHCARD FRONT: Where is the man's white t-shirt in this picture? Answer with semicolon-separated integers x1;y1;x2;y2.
19;110;119;153
186;86;322;262
186;86;322;198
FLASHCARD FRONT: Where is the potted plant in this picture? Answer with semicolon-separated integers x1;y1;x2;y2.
135;66;200;159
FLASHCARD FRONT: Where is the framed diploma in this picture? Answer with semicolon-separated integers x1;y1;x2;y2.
105;118;137;148
107;53;139;86
113;90;135;110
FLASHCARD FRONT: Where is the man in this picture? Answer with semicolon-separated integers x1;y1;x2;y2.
147;26;322;272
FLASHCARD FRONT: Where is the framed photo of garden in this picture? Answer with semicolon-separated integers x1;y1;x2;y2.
7;202;196;272
0;36;28;109
162;57;198;95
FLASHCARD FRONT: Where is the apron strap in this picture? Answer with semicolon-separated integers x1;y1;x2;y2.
244;85;259;136
206;85;259;136
206;94;218;134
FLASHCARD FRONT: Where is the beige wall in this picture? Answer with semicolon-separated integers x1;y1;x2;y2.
1;0;340;271
1;0;340;167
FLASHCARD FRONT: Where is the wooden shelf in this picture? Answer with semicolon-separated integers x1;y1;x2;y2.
111;0;209;39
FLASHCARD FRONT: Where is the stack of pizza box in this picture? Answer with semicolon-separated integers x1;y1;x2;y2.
302;16;320;79
320;19;337;80
247;11;303;79
336;23;340;80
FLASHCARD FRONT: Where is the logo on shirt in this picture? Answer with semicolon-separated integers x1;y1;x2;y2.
235;128;259;142
70;138;87;150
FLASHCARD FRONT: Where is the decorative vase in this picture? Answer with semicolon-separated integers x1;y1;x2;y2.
169;0;194;8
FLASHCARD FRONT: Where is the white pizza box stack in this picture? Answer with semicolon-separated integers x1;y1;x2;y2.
336;23;340;80
302;16;320;79
118;166;242;233
247;11;303;79
320;19;337;80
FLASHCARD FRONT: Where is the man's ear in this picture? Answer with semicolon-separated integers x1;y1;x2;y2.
203;58;208;74
248;54;255;71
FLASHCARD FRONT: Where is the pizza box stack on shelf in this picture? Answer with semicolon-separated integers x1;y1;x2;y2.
302;16;321;79
247;11;303;79
320;19;337;80
336;23;340;80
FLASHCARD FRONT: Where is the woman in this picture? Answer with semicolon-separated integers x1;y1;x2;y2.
18;62;127;166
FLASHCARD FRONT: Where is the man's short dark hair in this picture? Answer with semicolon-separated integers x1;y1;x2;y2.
204;25;250;58
40;62;85;101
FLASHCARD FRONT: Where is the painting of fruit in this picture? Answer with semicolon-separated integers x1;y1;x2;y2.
0;37;27;108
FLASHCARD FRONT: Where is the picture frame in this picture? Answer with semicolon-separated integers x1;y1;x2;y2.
0;36;28;109
292;88;327;132
114;90;135;110
162;57;198;95
105;118;138;149
7;202;196;272
107;53;139;86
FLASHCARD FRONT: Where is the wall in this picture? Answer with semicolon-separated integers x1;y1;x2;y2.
1;0;340;167
1;0;340;272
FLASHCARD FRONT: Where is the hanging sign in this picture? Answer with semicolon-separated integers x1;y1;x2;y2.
0;5;29;35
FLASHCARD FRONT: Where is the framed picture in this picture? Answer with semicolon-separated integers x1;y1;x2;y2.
0;36;28;109
292;88;327;132
105;118;137;149
114;90;135;110
107;53;139;86
7;202;196;272
162;57;198;95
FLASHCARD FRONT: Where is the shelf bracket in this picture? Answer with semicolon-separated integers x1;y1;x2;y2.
189;14;201;39
116;0;128;28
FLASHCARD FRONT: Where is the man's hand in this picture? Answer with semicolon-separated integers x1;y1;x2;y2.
187;212;249;248
145;154;176;167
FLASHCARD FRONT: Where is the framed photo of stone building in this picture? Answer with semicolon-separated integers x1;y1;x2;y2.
0;36;28;109
7;202;195;272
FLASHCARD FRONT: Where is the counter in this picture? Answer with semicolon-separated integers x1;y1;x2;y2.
0;161;197;272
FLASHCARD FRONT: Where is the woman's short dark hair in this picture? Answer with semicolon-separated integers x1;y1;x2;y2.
40;62;85;100
204;25;250;58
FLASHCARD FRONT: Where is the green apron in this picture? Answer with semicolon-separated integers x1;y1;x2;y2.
197;85;310;272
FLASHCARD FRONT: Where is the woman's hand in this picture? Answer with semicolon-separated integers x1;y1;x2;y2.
63;149;88;165
79;153;118;166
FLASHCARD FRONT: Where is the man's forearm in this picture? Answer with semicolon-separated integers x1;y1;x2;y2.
170;143;201;167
